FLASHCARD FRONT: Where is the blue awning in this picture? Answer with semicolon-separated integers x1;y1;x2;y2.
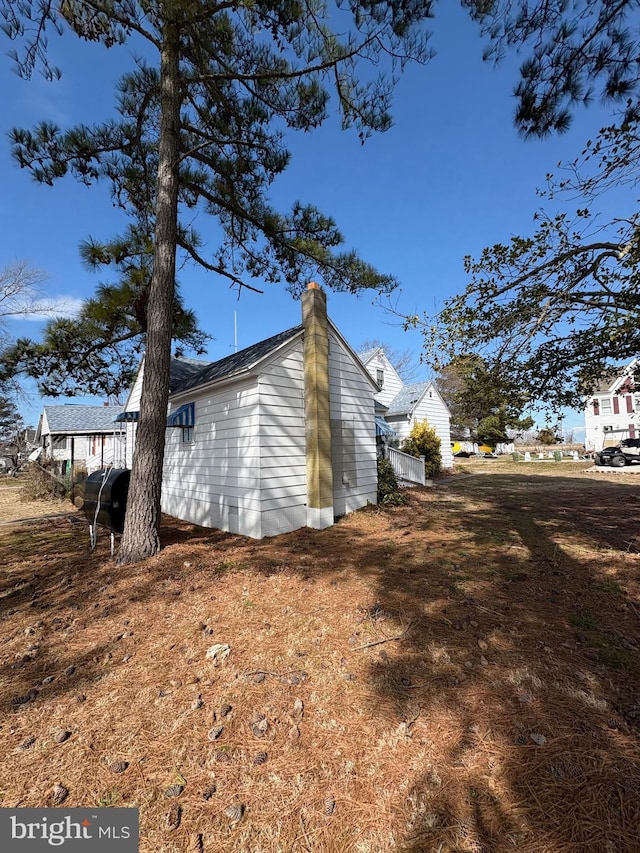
167;402;195;428
375;416;396;437
115;411;139;423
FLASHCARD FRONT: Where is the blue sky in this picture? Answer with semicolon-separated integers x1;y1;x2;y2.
0;4;629;435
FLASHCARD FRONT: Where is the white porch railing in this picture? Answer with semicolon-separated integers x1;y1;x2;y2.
387;447;426;486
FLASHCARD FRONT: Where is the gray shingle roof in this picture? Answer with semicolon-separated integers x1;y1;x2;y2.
169;357;213;393
386;382;428;416
43;405;124;434
171;326;303;395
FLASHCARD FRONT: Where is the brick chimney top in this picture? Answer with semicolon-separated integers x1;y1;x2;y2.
307;281;320;290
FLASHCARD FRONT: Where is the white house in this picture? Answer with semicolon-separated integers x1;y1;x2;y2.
357;348;453;469
36;405;125;472
584;358;640;452
122;284;379;539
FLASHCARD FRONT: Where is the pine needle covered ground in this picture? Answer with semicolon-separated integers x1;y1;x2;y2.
1;462;639;852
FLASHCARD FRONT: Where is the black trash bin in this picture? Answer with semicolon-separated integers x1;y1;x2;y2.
79;468;130;534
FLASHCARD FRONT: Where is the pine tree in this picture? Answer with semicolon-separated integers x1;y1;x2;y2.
1;1;435;562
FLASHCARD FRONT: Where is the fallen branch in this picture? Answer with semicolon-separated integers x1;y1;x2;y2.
351;621;416;651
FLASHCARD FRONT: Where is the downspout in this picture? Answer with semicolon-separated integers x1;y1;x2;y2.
302;282;334;529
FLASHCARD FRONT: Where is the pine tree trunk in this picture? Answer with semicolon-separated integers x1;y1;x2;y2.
117;20;180;564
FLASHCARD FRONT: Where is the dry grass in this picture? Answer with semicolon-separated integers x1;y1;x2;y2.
2;463;640;852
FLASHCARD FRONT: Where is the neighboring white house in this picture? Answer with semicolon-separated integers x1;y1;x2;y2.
357;348;453;469
584;358;640;452
122;285;379;539
36;405;125;472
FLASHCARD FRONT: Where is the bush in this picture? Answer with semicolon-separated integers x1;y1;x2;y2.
20;460;67;502
400;420;442;479
377;458;407;506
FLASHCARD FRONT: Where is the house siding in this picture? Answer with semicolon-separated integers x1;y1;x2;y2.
414;386;454;470
257;339;308;538
585;390;640;451
123;367;144;468
363;351;404;408
328;328;377;516
386;386;453;471
162;378;262;537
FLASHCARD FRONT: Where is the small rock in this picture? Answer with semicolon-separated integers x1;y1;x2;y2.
252;672;266;684
289;724;300;740
529;732;547;746
122;654;131;663
218;703;232;718
480;655;489;666
208;725;224;741
64;665;76;677
202;784;217;800
108;761;129;774
191;694;204;710
42;675;55;686
477;639;488;651
292;698;304;721
16;735;36;751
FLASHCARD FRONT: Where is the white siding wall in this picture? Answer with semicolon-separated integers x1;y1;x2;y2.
123;366;144;468
584;391;640;451
386;387;453;471
329;329;377;516
162;378;262;537
363;351;404;408
257;339;308;537
412;385;453;470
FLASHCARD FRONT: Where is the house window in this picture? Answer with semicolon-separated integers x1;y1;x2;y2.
600;398;612;414
181;426;194;444
52;436;66;450
376;369;384;388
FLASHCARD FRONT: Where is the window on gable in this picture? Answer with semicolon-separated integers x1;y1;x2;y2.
600;397;612;414
376;368;384;388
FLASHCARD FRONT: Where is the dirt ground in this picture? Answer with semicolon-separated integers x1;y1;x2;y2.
0;478;68;524
1;461;639;852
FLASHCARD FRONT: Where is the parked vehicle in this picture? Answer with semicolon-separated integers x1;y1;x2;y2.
594;438;640;467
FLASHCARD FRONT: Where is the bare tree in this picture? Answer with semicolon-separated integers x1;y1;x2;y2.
0;261;49;343
359;338;421;382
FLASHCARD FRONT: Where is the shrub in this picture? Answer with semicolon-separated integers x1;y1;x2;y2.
20;459;67;502
377;458;407;506
400;420;442;479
